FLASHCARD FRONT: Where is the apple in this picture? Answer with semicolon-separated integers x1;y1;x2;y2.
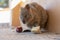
16;27;23;33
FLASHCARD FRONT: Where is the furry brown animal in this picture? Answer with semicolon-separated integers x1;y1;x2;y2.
20;2;48;30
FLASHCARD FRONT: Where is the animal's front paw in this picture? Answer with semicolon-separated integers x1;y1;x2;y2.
31;26;41;34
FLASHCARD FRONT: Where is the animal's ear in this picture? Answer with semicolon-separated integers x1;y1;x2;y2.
25;4;30;10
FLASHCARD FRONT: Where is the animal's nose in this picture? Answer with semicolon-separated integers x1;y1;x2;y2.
23;20;25;24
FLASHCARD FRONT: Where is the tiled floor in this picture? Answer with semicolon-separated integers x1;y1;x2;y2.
0;28;60;40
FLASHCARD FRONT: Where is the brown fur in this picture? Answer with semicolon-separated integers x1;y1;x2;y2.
20;2;48;30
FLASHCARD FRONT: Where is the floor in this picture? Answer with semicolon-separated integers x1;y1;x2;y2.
0;28;60;40
0;23;60;40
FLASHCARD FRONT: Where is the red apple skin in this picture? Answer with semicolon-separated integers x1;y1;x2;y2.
16;27;23;33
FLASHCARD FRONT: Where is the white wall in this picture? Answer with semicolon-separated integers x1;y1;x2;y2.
0;0;21;23
10;0;21;9
0;10;11;23
0;0;11;23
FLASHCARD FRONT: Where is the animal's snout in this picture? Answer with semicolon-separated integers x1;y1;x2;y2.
23;20;25;24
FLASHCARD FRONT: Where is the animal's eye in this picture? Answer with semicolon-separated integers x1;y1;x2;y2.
25;15;27;17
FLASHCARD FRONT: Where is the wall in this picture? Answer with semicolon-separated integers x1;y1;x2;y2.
12;1;24;27
0;10;11;23
47;0;60;33
0;0;21;25
0;0;11;23
12;2;20;27
10;0;21;9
